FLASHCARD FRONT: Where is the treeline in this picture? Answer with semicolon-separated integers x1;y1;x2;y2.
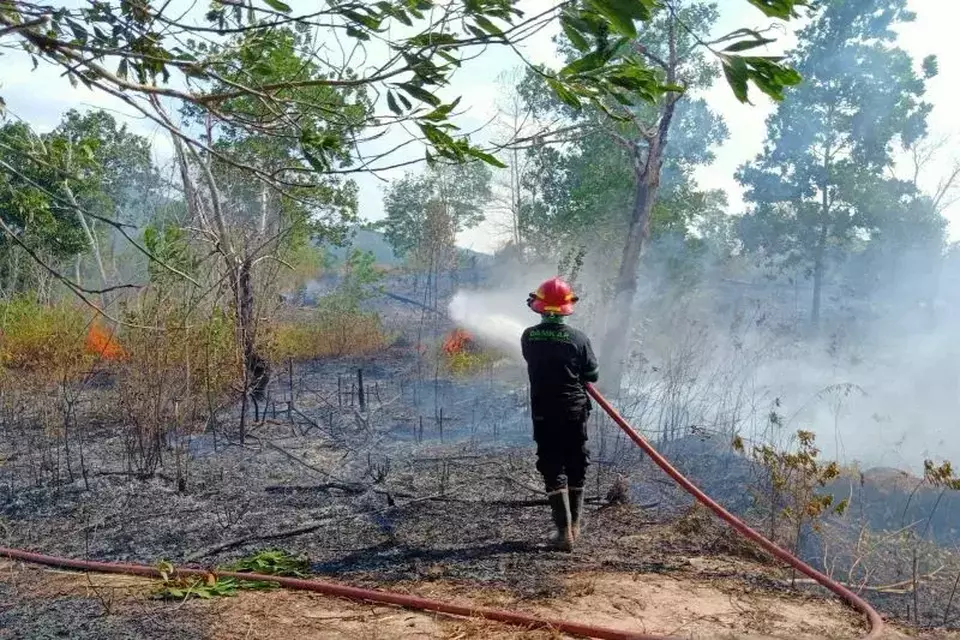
378;0;955;386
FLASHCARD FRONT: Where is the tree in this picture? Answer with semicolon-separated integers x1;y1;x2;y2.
51;109;159;287
0;111;157;301
168;26;368;439
737;0;936;328
840;178;946;321
0;120;89;298
0;0;806;310
381;161;492;264
519;1;736;388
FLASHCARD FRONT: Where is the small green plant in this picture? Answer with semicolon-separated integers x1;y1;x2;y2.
443;348;499;378
734;421;848;561
332;249;384;311
224;548;310;577
152;561;242;601
154;575;242;600
151;553;303;602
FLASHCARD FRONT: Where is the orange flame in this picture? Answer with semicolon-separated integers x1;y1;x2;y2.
442;328;474;355
85;323;126;361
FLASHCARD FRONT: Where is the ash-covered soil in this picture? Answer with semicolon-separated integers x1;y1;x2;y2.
0;344;922;638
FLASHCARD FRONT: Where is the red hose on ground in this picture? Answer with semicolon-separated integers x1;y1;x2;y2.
586;383;885;639
0;386;884;639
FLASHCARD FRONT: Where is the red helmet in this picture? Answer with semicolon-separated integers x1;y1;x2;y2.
527;277;579;316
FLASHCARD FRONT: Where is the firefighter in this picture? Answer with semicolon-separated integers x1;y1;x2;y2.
520;277;599;551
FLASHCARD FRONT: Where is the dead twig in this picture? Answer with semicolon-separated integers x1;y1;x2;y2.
184;493;443;561
259;438;413;499
785;565;945;594
264;483;366;495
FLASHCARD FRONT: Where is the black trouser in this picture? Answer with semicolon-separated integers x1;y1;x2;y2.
533;414;590;493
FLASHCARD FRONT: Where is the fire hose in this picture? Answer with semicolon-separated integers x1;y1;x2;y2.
0;384;884;640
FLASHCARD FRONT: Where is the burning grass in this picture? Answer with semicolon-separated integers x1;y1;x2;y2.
441;328;502;377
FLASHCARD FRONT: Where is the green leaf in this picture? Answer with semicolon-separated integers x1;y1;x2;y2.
560;50;607;77
546;78;583;110
560;16;591;53
465;147;507;168
466;25;487;40
723;37;776;53
262;0;292;13
745;0;806;20
474;16;503;36
379;2;413;27
586;0;658;38
603;64;660;94
742;56;802;101
437;50;461;67
408;32;459;48
397;82;441;107
589;3;635;38
65;18;88;45
422;96;461;122
345;25;371;41
721;56;750;104
386;91;403;116
341;8;382;31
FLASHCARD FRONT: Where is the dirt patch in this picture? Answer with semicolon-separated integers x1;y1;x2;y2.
0;552;877;640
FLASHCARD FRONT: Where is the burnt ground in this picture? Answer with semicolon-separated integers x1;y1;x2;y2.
0;338;955;638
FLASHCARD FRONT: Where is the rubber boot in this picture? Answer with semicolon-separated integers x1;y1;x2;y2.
547;489;574;552
569;486;584;541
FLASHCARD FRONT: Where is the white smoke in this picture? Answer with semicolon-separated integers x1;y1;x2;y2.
448;289;529;361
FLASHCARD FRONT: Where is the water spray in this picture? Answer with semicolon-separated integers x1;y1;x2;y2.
448;290;527;360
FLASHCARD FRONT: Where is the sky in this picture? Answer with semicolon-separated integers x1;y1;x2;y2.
0;0;957;255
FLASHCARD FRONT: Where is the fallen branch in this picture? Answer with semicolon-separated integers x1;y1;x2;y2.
381;291;448;318
784;565;946;594
91;470;177;484
184;493;443;562
264;483;366;495
260;439;414;500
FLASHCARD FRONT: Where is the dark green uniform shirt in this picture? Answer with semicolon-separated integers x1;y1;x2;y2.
520;322;599;422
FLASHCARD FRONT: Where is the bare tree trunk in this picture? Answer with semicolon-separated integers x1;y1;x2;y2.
596;16;682;393
259;182;269;236
6;246;21;297
235;257;269;441
812;145;833;331
811;221;828;329
599;97;678;392
511;146;522;248
64;186;109;303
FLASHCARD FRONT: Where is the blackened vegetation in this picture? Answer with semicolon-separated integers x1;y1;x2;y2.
0;344;782;632
248;352;270;423
1;339;959;633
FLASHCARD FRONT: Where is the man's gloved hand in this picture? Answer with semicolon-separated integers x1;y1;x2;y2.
526;292;536;308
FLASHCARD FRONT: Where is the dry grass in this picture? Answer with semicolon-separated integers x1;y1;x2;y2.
266;309;389;361
0;559;867;640
0;297;89;373
442;349;500;378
